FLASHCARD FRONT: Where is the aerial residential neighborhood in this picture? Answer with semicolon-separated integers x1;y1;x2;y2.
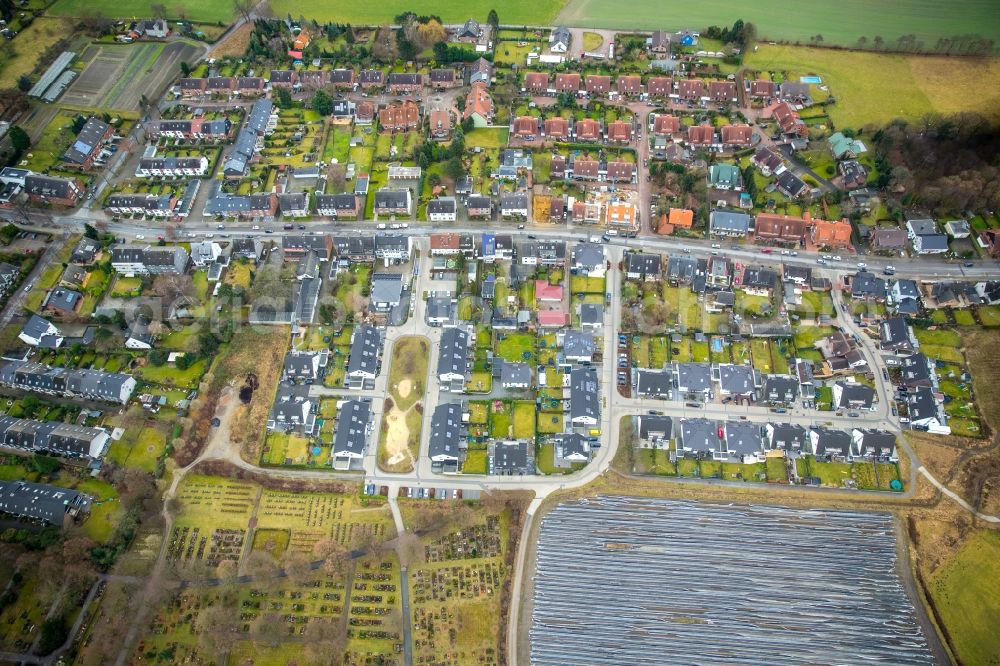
0;2;995;665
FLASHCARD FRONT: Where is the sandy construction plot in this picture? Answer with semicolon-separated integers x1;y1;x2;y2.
61;41;202;111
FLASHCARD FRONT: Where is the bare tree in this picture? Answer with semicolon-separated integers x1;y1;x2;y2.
281;550;313;584
232;0;253;23
244;550;278;579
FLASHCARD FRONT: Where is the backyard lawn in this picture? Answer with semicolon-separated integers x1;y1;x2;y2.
497;332;535;364
138;359;206;388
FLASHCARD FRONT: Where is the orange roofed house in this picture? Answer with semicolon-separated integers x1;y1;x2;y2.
720;124;752;147
811;217;853;248
379;102;420;132
535;280;564;302
754;212;810;244
653;114;681;136
544;117;569;139
513;116;539;139
293;30;311;51
524;72;549;93
575;118;601;142
606;120;633;143
555;73;581;92
687;125;714;146
669;208;694;229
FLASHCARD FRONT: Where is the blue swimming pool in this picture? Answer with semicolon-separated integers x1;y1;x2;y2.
800;75;822;84
711;338;724;353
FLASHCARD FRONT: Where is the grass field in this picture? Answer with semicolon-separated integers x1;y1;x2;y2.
556;0;1000;46
928;529;1000;665
49;0;233;22
0;17;71;88
744;45;1000;128
269;0;563;25
387;336;429;412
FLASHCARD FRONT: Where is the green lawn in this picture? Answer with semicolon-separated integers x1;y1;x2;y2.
978;306;1000;327
106;427;167;472
512;401;536;439
798;290;836;317
49;0;233;22
111;276;143;297
927;530;1000;666
138;359;207;388
743;44;1000;128
914;327;962;347
570;275;605;294
796;456;854;487
467;127;511;149
463;449;488;474
536;443;577;475
634;447;675;475
497;332;535;364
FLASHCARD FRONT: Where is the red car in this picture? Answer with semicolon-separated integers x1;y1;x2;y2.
760;247;773;254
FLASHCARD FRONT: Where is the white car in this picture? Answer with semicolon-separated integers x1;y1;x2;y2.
252;225;260;230
711;243;721;249
135;234;145;239
857;262;867;268
833;255;842;261
781;249;790;255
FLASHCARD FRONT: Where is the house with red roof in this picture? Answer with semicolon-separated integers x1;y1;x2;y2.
535;281;564;302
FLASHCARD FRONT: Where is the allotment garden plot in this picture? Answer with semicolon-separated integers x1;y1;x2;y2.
531;496;932;666
61;41;202;111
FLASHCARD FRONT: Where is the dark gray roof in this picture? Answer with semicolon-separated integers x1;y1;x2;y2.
492;439;529;472
427;197;457;215
710;210;751;233
638;415;672;440
674;362;713;393
21;315;58;344
907;387;939;422
766;423;808;451
63;117;110;165
719;364;759;395
370;273;402;306
374;189;410;208
429;403;464;460
347;325;382;377
579;303;603;326
626;253;661;276
72;238;100;263
570;367;600;422
880;317;912;348
563;330;595;359
333;400;371;457
680;418;720;452
317;193;359;211
811;428;851;456
761;375;798;402
0;479;90;524
438;328;468;377
636;370;672;397
45;288;81;313
724;421;762;457
573;243;605;270
24;174;78;199
851;271;886;299
501;361;531;386
835;382;875;409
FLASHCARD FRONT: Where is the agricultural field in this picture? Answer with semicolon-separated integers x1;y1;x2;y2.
269;0;565;25
61;41;203;111
49;0;233;22
744;44;1000;128
556;0;1000;46
926;529;1000;665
